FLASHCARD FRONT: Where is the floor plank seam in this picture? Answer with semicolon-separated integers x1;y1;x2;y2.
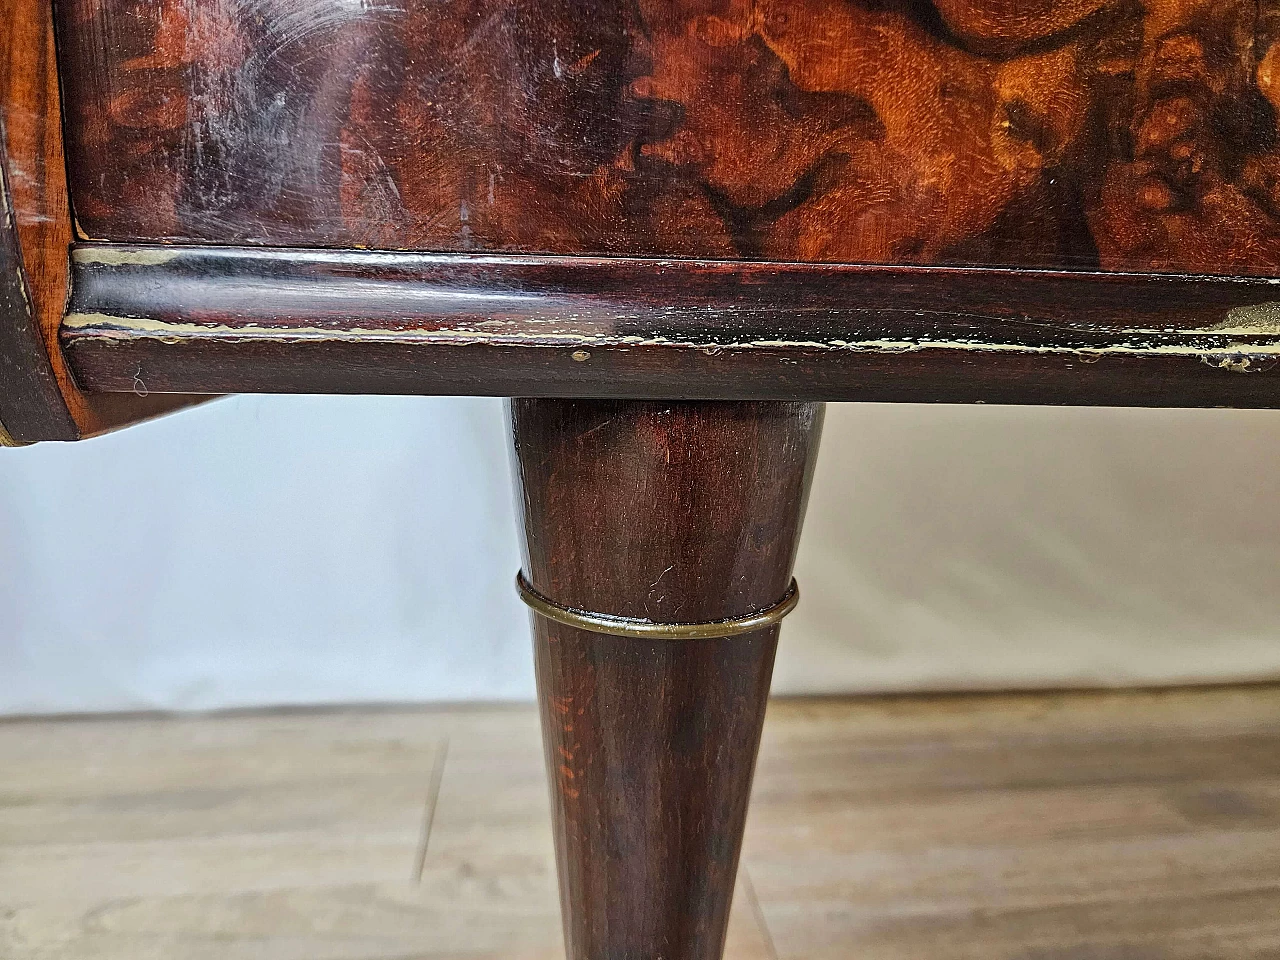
743;868;781;960
412;736;450;883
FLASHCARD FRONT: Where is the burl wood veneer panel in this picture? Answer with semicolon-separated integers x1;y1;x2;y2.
56;0;1280;274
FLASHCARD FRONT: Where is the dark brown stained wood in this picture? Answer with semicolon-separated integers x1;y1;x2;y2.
0;0;206;441
53;0;1280;276
63;244;1280;406
511;398;823;960
1;0;83;441
0;130;75;442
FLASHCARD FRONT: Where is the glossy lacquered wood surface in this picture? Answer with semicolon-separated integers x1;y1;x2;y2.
0;0;205;442
511;399;823;960
54;0;1280;276
62;244;1280;405
0;135;71;442
1;0;83;441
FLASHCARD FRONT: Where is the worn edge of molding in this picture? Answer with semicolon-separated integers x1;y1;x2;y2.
59;310;1280;373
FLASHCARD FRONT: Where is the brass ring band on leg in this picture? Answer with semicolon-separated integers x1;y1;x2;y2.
515;572;799;640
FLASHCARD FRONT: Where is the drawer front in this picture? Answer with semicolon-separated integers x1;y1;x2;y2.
55;0;1280;275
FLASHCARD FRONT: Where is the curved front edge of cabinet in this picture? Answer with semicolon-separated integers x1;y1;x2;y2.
61;244;1280;408
0;124;78;442
1;0;209;442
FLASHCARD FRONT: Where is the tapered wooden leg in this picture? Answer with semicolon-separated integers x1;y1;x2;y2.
509;399;824;960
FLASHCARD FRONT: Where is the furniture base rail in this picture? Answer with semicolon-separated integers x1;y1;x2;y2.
62;245;1280;406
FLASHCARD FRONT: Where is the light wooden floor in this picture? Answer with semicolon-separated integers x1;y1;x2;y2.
2;687;1280;959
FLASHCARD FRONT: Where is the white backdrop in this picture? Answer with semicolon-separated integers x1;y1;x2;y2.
1;396;1278;715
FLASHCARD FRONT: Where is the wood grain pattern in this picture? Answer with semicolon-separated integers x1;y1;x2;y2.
53;0;1280;276
3;689;1280;958
1;0;83;441
511;399;823;960
0;149;73;441
0;0;206;441
745;690;1280;959
0;705;771;960
62;244;1280;405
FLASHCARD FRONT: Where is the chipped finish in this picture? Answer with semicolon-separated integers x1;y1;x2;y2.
512;398;822;960
70;247;184;268
52;0;1280;276
1218;301;1280;332
59;309;1280;359
61;244;1280;404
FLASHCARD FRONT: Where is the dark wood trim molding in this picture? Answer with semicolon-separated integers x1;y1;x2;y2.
64;243;1280;407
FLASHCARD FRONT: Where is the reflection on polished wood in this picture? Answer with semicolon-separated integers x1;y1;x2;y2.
59;245;1280;406
511;399;823;960
56;0;1280;276
2;687;1279;959
0;0;205;442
